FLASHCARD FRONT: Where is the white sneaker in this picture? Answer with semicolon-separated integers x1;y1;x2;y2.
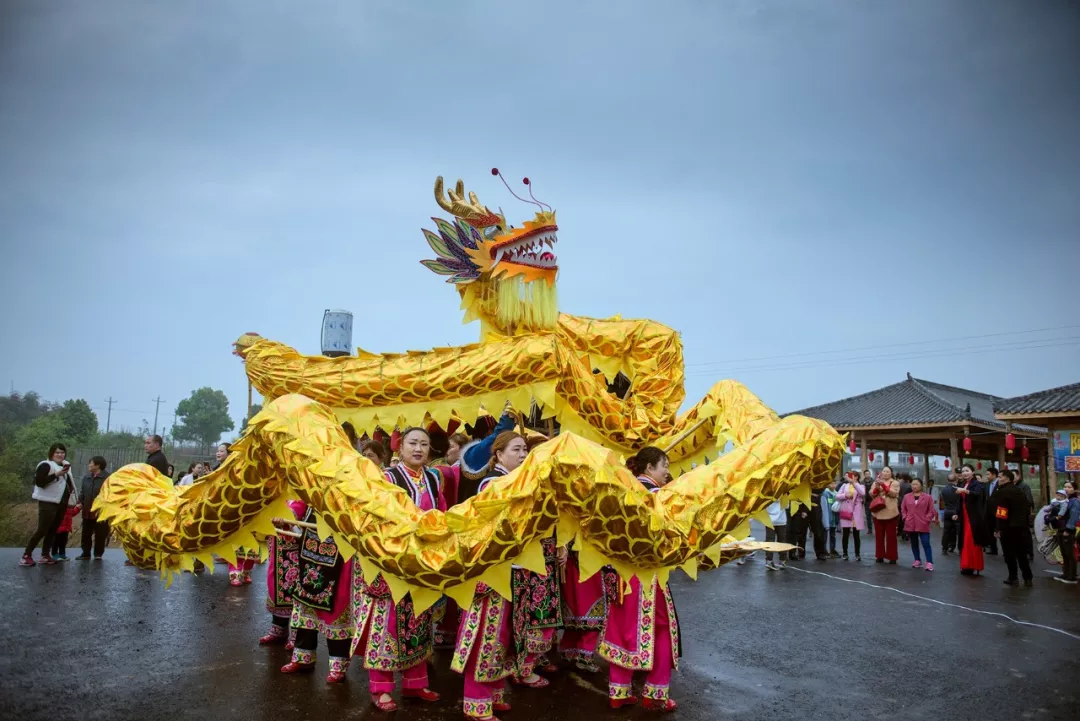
765;562;778;571
1053;577;1078;585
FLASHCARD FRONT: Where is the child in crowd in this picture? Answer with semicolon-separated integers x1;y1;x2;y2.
52;497;82;561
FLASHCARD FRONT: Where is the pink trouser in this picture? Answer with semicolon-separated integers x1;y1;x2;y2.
522;627;556;674
607;588;674;701
368;662;428;694
228;559;255;574
560;629;600;658
463;646;507;717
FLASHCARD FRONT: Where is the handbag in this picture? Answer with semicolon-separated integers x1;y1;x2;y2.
830;499;841;513
868;492;885;515
839;508;854;521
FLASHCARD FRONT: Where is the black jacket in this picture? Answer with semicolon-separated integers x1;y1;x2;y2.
146;449;169;477
940;484;961;515
1013;479;1034;509
989;483;1031;531
81;471;111;518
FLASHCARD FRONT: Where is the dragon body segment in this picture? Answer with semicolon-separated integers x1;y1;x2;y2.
98;173;845;597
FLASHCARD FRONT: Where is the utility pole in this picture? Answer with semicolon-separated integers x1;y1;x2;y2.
105;397;116;433
152;396;165;436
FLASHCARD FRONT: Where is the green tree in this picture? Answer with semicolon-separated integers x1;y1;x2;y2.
56;399;98;441
172;387;234;446
0;392;50;456
0;414;70;501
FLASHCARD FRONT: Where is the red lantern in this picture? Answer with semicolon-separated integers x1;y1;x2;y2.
1005;433;1016;453
1030;465;1036;475
849;439;857;454
944;458;950;468
977;461;982;470
962;436;973;454
869;452;875;462
1021;444;1030;461
908;455;915;465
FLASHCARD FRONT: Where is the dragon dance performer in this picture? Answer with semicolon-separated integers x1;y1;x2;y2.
259;499;307;649
282;505;355;684
478;431;563;688
601;447;681;712
451;431;530;721
352;427;445;711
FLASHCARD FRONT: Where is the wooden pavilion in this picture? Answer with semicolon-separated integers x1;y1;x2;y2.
994;381;1080;489
787;373;1050;499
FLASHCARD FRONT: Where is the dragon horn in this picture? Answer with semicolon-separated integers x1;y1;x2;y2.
434;176;455;215
434;176;490;222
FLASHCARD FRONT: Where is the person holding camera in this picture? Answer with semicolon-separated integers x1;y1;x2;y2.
19;442;77;567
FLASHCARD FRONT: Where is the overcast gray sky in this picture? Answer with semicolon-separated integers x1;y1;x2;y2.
1;1;1078;437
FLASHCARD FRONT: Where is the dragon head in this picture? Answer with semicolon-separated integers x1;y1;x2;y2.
421;174;559;334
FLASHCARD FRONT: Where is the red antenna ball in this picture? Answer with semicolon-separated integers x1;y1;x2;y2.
491;167;499;175
522;177;530;185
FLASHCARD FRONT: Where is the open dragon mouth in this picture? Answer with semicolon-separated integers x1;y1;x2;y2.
491;227;559;270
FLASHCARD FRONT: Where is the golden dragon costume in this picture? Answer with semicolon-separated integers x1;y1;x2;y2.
95;172;844;609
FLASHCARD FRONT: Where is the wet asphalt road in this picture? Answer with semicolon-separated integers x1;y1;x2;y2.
2;531;1078;721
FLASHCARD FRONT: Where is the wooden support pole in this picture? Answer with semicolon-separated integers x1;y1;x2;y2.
1044;432;1054;501
860;437;869;476
923;453;931;483
949;436;959;473
997;443;1006;473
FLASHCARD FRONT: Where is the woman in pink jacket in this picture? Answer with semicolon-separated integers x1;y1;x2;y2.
835;471;865;562
901;479;939;571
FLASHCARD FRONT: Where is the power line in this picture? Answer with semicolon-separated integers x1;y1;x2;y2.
686;337;1080;378
685;323;1080;369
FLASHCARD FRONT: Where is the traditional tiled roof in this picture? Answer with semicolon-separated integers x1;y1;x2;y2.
993;382;1080;417
787;373;1043;433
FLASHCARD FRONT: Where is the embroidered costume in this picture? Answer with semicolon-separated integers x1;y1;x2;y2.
260;499;306;648
477;464;563;680
285;507;354;683
452;471;518;719
598;475;681;707
351;464;446;698
559;540;607;672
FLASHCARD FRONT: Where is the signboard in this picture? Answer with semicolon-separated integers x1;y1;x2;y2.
1053;430;1080;473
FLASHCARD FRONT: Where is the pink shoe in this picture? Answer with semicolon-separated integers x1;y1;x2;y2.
925;563;934;572
912;561;922;569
